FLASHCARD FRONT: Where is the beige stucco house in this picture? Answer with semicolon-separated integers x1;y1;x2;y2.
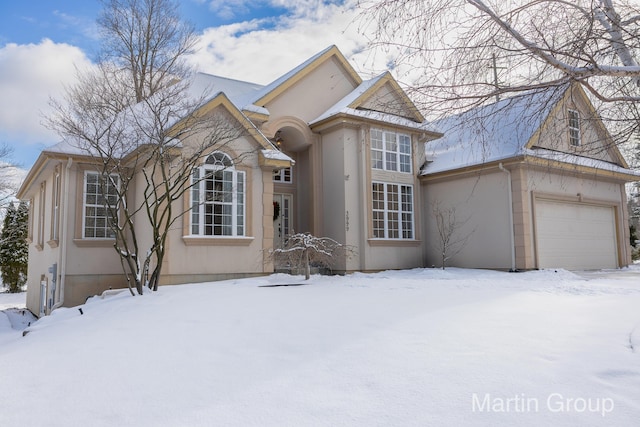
17;46;638;317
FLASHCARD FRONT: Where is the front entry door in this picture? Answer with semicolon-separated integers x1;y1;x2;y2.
273;194;292;248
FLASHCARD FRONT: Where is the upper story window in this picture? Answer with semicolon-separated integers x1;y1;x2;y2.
191;152;245;237
371;129;412;173
568;109;581;147
83;171;119;239
273;167;292;183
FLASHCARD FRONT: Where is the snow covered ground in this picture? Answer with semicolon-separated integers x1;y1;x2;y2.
0;267;639;426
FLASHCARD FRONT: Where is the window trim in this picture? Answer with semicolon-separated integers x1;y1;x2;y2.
371;181;415;240
48;166;61;246
190;152;246;238
82;170;119;239
36;181;46;250
273;167;293;184
27;197;34;243
568;109;581;147
371;129;412;173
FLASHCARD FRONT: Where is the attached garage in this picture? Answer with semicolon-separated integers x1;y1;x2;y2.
534;199;618;270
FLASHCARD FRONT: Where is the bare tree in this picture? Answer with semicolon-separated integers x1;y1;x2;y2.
431;201;474;269
46;0;250;294
357;0;640;146
0;143;19;206
97;0;197;103
272;233;356;280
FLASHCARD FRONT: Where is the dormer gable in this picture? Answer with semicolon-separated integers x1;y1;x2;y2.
310;72;437;137
352;72;424;123
526;83;628;168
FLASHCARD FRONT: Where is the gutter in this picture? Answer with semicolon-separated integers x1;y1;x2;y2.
499;163;517;272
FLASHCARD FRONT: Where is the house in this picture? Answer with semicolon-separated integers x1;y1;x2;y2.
17;46;638;317
421;84;638;270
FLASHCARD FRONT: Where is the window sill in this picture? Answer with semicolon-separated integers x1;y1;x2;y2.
182;236;255;246
47;239;59;249
73;238;116;247
368;239;421;247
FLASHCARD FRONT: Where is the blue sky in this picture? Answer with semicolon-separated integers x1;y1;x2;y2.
0;0;377;171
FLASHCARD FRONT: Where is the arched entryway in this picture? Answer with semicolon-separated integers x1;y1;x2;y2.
267;119;316;248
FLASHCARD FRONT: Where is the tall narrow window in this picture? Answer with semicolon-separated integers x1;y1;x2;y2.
568;109;581;146
372;182;414;239
37;182;46;248
191;152;245;237
83;171;119;238
371;129;412;173
50;167;61;242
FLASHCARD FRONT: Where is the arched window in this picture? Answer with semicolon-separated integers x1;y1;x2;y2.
205;152;233;167
191;152;245;237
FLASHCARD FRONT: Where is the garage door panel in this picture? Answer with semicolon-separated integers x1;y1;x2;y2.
535;200;617;270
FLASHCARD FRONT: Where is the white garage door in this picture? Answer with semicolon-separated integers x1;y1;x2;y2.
535;200;618;270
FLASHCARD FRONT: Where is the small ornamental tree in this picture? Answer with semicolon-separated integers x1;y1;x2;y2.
272;233;355;280
432;200;474;270
0;201;29;293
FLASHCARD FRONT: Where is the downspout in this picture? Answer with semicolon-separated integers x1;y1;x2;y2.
51;157;72;311
499;163;516;272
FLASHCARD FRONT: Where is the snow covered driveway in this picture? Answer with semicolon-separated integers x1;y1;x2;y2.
0;267;639;426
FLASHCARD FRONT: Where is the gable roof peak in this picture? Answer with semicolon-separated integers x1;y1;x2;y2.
252;45;362;107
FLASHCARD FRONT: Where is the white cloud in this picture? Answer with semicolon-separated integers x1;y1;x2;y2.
206;0;252;20
0;39;93;145
189;1;383;85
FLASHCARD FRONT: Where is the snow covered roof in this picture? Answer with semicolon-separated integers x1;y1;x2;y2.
44;139;88;156
260;149;294;162
421;88;567;175
41;73;281;160
310;73;384;124
524;147;640;177
310;73;438;133
188;73;268;116
421;86;639;178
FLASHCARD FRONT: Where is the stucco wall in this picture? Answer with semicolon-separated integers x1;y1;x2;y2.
321;129;347;245
423;170;512;269
265;57;357;123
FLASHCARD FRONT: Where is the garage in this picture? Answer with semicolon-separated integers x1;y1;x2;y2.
534;199;618;270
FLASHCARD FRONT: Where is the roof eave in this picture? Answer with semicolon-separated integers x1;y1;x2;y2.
420;153;639;182
310;111;441;138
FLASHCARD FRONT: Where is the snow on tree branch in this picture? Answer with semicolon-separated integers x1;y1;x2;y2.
271;233;356;280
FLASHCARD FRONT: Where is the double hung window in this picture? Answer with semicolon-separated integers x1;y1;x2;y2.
191;152;245;237
83;171;119;238
372;182;414;239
